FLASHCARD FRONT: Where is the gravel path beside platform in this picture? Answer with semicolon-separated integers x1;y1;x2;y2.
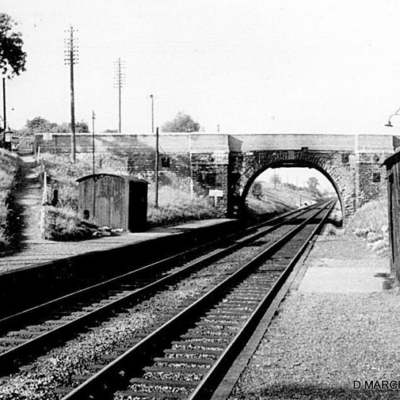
229;234;400;400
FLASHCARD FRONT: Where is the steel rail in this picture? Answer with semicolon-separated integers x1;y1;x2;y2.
0;203;326;375
59;200;335;400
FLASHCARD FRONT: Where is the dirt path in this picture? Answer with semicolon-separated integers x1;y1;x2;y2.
15;155;43;243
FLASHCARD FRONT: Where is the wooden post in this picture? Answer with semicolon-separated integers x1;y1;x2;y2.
155;127;159;208
2;78;6;132
92;111;95;175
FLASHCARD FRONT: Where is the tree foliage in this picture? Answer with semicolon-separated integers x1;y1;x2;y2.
270;172;282;189
161;112;200;132
0;13;26;77
251;181;263;200
307;176;319;190
23;117;89;134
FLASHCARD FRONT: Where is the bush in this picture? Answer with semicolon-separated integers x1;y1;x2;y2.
346;200;388;234
0;150;22;253
347;200;389;257
44;206;94;241
147;185;221;228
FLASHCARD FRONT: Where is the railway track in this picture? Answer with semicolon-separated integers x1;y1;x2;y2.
0;200;334;399
0;203;322;377
2;200;333;399
54;200;334;400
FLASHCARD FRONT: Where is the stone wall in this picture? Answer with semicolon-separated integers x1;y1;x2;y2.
356;152;389;208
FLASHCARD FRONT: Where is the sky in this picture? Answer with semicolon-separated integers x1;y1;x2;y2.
3;0;400;135
258;167;333;192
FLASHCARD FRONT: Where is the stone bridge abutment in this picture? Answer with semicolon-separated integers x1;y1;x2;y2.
228;149;355;219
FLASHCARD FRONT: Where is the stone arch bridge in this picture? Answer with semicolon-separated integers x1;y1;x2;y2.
35;132;399;221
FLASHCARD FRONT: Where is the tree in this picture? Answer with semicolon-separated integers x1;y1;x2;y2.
251;181;263;200
307;176;319;191
270;172;281;189
58;121;89;133
26;117;53;133
75;121;89;133
0;13;27;77
161;112;200;132
24;117;89;134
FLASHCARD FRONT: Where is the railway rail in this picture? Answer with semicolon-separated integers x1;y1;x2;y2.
0;200;335;399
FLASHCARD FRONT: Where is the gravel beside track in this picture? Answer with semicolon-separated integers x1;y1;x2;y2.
229;234;399;400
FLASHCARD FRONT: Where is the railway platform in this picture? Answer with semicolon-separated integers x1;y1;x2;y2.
0;218;237;275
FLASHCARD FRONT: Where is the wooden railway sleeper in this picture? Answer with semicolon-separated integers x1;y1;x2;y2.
164;349;222;357
195;320;240;327
202;315;248;322
115;390;189;399
216;304;255;310
71;374;92;383
143;365;208;375
189;324;240;333
154;357;214;366
0;338;27;344
206;309;252;316
6;329;42;337
171;341;226;350
129;377;199;388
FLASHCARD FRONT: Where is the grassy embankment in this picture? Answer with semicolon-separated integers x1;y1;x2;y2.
246;181;321;216
0;150;22;254
346;199;389;257
40;154;221;240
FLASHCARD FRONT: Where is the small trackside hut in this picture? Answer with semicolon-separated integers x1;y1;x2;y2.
77;174;148;232
383;152;400;281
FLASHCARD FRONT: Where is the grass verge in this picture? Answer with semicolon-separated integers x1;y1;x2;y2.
147;186;221;228
346;199;389;257
0;150;23;254
44;206;96;241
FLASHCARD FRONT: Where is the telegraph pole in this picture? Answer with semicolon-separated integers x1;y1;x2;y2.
155;127;159;208
92;111;95;175
150;94;154;134
114;58;125;133
2;78;6;131
64;26;78;163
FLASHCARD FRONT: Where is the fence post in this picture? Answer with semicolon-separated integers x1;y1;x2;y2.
40;170;47;239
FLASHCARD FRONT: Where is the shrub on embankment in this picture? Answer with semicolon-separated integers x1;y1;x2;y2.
346;199;389;257
40;154;222;240
44;206;97;241
0;150;23;253
147;185;221;228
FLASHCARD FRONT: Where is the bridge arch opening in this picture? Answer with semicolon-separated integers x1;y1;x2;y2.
240;161;343;225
